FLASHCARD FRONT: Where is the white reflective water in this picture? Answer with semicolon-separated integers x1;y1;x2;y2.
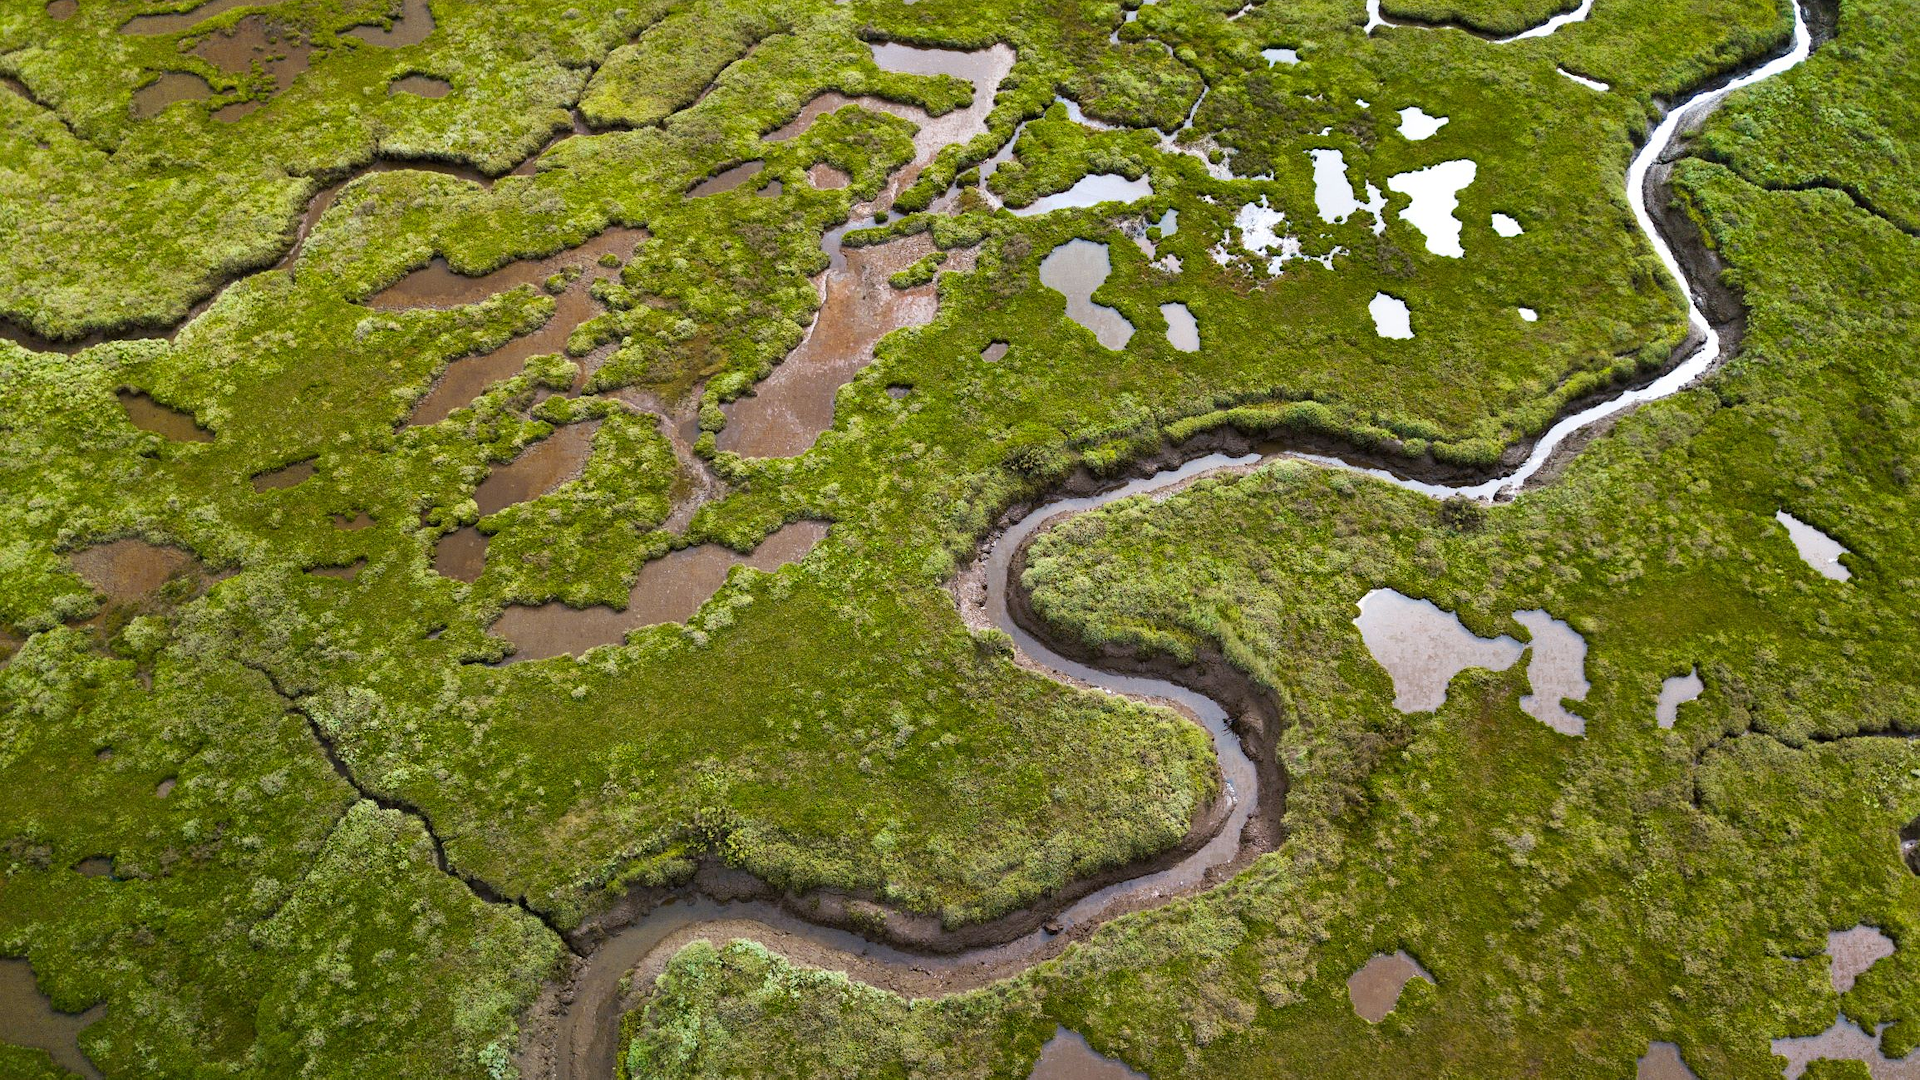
1518;306;1539;322
1160;302;1199;351
1261;47;1299;65
1012;173;1154;217
1514;609;1589;735
1558;67;1610;91
1491;212;1525;237
1353;589;1523;711
1309;148;1366;223
1655;669;1702;728
1397;105;1448;140
1775;510;1852;581
1388;159;1477;257
1040;240;1134;349
1369;292;1413;338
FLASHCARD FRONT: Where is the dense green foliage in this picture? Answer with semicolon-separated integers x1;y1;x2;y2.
1;0;1894;1075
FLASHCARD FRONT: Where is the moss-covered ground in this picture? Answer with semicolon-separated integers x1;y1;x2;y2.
1;0;1902;1075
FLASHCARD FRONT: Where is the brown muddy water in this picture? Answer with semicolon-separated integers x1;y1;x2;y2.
1038;239;1133;351
493;521;826;662
807;162;851;189
120;0;285;34
1637;1041;1698;1080
390;73;451;97
435;525;487;583
370;227;643;425
1827;925;1895;993
0;958;104;1080
713;43;1013;459
132;71;211;118
46;0;77;19
1346;950;1433;1023
119;390;213;441
981;340;1010;362
1773;1016;1920;1079
474;421;598;517
69;539;196;603
251;457;315;490
347;0;433;47
1028;1028;1144;1079
1352;589;1524;713
687;159;763;197
192;15;311;92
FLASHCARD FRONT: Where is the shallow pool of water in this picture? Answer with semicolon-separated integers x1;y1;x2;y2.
1514;609;1589;736
1656;669;1702;728
1347;950;1433;1023
1775;510;1851;581
1029;1028;1144;1079
120;390;213;441
120;0;284;34
1397;106;1447;141
0;960;103;1080
1369;292;1413;339
70;539;197;605
1637;1041;1698;1080
391;74;451;98
1353;589;1523;712
132;71;211;118
475;422;598;517
1491;212;1524;237
1039;240;1133;350
347;0;433;47
251;458;315;491
688;160;765;197
1827;925;1895;994
1261;47;1299;65
1387;159;1477;257
1309;148;1365;224
435;526;487;583
1772;1015;1920;1079
493;521;827;661
1160;302;1198;352
1010;174;1153;217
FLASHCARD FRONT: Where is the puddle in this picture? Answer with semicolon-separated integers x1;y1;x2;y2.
1772;1015;1920;1079
119;390;213;441
347;0;433;47
368;227;642;425
1347;950;1434;1023
47;0;77;18
251;458;315;491
192;15;311;91
1558;68;1610;91
982;341;1010;362
1160;302;1198;352
1638;1042;1699;1080
120;0;284;34
1028;1027;1144;1079
1260;47;1299;65
1827;926;1895;993
70;539;197;604
1513;609;1589;736
717;234;953;457
74;857;113;878
0;959;103;1080
435;526;487;583
1397;106;1447;141
1009;174;1153;217
475;421;598;517
334;512;374;530
1387;160;1477;257
132;71;211;118
156;777;177;798
806;162;851;189
1039;239;1132;350
1775;511;1851;581
1518;306;1539;322
1369;292;1413;339
1353;589;1523;712
1491;212;1525;237
390;73;450;97
492;521;826;661
1656;668;1702;728
309;559;365;581
1309;148;1366;224
759;180;783;198
688;160;765;197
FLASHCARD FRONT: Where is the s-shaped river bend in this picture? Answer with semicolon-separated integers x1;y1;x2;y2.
526;5;1813;1077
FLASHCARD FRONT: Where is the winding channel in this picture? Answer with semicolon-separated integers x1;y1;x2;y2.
524;5;1818;1076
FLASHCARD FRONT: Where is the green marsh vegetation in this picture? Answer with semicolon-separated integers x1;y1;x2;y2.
0;0;1888;1075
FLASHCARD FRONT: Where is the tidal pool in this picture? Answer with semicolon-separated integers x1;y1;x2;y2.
192;15;311;92
1309;148;1366;223
1558;67;1610;91
475;422;598;516
1010;173;1153;217
1827;925;1895;993
251;458;315;491
120;0;285;34
1656;669;1703;728
1039;240;1133;350
1518;306;1539;322
0;959;103;1080
132;71;211;118
1514;609;1589;736
1491;212;1524;236
1387;159;1477;257
1637;1042;1698;1080
1261;47;1298;64
1772;1015;1920;1079
347;0;433;47
688;160;764;197
119;390;213;441
493;521;827;661
1160;302;1199;352
1369;292;1413;339
1397;105;1447;140
1776;510;1852;581
981;340;1010;362
391;74;451;98
1346;950;1434;1023
1353;589;1524;712
434;526;487;583
1029;1028;1143;1079
70;539;198;605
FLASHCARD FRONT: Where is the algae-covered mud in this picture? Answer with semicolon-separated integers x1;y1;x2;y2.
4;0;1916;1077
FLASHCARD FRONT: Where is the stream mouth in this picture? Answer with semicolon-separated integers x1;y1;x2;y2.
515;4;1814;1074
